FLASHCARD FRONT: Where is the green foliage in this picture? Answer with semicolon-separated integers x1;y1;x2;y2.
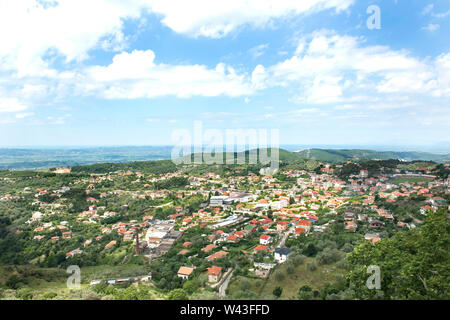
272;286;282;298
167;288;188;300
298;285;314;300
316;248;343;265
5;275;21;289
154;177;189;190
71;159;177;175
274;269;285;281
183;280;199;295
16;288;33;300
42;292;57;300
346;209;450;299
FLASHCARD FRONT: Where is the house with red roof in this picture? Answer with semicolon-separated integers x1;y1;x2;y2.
183;241;192;248
206;250;228;261
253;244;269;253
202;244;218;253
276;220;289;231
177;266;194;280
295;227;306;236
260;234;272;245
104;240;116;249
207;266;223;283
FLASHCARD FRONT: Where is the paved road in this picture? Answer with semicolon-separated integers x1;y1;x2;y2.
219;269;234;297
276;227;293;248
152;201;173;208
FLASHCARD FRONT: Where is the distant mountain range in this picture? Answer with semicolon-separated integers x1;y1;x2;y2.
0;146;449;170
292;148;450;163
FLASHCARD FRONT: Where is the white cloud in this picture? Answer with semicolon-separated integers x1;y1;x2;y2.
249;43;269;58
0;0;355;78
434;9;450;18
421;4;434;15
0;0;145;77
83;50;254;99
0;97;27;113
15;112;35;119
46;116;67;125
146;118;160;122
422;24;440;32
252;30;450;103
147;0;354;38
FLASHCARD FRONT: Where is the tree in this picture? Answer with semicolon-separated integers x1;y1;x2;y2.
316;248;342;265
273;286;283;298
298;285;314;300
346;209;450;299
303;244;318;257
240;279;251;291
183;280;199;295
167;288;188;300
5;274;21;289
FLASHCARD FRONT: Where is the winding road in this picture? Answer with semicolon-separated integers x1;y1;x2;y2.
219;269;234;297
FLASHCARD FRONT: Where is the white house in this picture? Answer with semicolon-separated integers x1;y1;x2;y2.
259;234;272;245
177;266;194;280
274;248;292;263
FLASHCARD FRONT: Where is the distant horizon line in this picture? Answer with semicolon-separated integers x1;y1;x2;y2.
1;144;450;154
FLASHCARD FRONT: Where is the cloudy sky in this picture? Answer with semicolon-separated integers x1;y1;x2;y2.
0;0;449;148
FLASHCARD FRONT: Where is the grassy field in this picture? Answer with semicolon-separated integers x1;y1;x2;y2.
227;257;346;299
0;264;160;299
390;177;434;184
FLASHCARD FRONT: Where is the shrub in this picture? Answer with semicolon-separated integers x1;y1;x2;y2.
316;248;342;265
273;286;282;298
167;288;188;300
5;274;21;289
16;288;33;300
291;254;306;266
286;264;295;274
240;279;251;291
274;270;285;281
42;292;57;300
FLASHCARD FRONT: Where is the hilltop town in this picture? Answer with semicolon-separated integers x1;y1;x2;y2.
0;154;449;300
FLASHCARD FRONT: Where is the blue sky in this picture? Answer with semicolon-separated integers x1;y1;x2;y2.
0;0;449;149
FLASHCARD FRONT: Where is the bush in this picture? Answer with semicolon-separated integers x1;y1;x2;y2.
240;279;251;291
42;292;57;300
167;288;188;300
316;248;342;265
290;254;306;266
5;275;21;289
298;285;314;300
274;270;285;281
286;264;295;274
16;288;33;300
273;286;282;298
341;243;354;253
183;280;199;295
336;258;349;270
303;244;318;257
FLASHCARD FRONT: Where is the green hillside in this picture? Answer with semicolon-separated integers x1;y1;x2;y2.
293;149;450;163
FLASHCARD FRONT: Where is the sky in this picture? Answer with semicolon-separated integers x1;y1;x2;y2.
0;0;449;149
